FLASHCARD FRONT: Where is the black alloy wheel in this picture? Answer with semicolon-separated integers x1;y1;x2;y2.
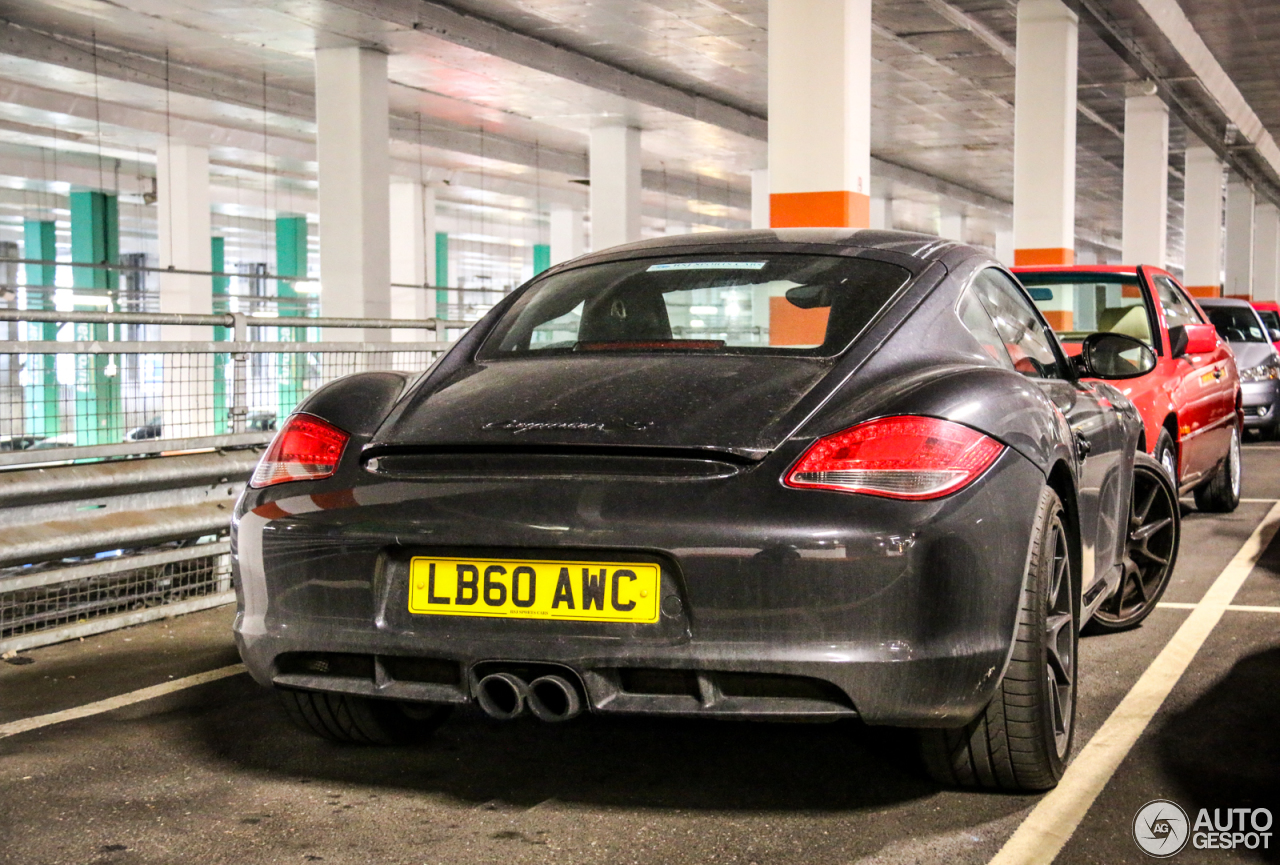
919;487;1077;791
1044;514;1075;761
1086;453;1180;634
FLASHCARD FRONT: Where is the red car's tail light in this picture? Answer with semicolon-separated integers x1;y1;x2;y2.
784;416;1004;500
250;413;350;488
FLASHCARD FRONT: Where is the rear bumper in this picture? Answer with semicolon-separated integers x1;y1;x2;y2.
232;447;1045;727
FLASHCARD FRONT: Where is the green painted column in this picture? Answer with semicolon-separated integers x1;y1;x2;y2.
69;191;120;447
533;244;550;276
435;231;449;317
275;215;308;420
211;236;230;434
23;220;59;437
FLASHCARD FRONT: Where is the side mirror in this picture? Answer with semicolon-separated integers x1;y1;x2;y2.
1168;323;1217;357
1078;332;1157;380
1269;328;1280;343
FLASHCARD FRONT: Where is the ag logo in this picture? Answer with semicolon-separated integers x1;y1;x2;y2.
1133;800;1190;857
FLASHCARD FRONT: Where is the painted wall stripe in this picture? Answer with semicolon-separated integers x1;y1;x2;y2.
988;501;1280;865
769;190;870;228
0;664;246;740
1013;247;1076;266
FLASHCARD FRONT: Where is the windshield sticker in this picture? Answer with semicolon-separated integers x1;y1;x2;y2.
647;261;767;272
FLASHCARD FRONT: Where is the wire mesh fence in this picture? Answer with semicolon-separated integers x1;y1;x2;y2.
0;308;458;467
0;542;231;643
0;307;460;650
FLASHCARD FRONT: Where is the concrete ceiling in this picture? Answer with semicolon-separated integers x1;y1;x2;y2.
0;0;1274;281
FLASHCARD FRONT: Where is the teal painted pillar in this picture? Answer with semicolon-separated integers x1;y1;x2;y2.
69;191;120;447
23;220;59;437
275;215;308;419
212;236;230;434
533;244;550;276
435;232;449;317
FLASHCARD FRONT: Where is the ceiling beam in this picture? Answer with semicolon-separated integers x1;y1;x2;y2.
324;0;768;141
1068;0;1280;205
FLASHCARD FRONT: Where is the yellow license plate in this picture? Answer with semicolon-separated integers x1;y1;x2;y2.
408;557;661;623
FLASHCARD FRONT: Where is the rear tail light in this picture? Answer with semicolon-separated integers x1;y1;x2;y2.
784;416;1004;500
250;413;350;488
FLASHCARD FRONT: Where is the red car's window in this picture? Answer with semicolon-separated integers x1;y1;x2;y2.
1020;274;1155;349
1153;277;1205;328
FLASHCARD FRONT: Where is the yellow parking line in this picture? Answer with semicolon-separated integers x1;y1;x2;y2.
0;664;245;740
988;501;1280;865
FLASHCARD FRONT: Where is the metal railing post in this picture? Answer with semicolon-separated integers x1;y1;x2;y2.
231;312;248;434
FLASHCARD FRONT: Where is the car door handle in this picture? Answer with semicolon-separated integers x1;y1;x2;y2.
1074;432;1092;457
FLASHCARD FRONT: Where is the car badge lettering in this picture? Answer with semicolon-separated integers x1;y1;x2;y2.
482;419;653;434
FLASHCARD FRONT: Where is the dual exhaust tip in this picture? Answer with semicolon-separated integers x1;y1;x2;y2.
476;672;583;722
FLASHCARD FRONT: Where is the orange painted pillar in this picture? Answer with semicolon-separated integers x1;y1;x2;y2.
767;0;871;229
1012;0;1078;266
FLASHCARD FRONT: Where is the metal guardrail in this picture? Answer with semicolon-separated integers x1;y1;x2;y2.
0;308;462;651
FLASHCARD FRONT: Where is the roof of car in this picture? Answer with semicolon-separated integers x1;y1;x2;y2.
1196;296;1254;308
564;228;974;268
1011;264;1141;275
1251;300;1280;310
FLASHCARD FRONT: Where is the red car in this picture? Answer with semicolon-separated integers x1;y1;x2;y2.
1250;300;1280;352
1014;264;1241;512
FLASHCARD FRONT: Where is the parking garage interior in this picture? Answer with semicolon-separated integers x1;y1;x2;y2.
2;1;1280;863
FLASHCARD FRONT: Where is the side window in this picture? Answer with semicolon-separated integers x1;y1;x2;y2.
957;287;1015;370
1155;277;1205;328
970;270;1064;379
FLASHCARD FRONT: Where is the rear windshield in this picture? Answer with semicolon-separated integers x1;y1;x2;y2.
1018;273;1155;347
478;253;913;358
1206;307;1268;343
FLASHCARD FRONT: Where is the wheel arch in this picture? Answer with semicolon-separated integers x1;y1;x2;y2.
1045;460;1084;614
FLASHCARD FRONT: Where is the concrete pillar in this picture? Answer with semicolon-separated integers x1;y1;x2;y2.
665;222;690;236
315;46;391;335
69;190;120;447
211;235;230;435
389;178;429;340
532;244;550;275
870;196;889;230
435;231;450;317
549;204;584;265
1183;145;1225;296
767;0;871;228
939;210;965;242
995;229;1015;266
1252;202;1280;303
156;141;212;319
1122;89;1169;266
1225;174;1255;298
750;168;770;229
22;219;58;437
1012;0;1078;265
156;141;215;439
589;125;642;250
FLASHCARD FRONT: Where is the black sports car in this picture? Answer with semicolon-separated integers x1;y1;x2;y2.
232;229;1180;792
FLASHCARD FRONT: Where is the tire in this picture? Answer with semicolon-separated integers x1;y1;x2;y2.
1152;428;1178;487
919;487;1077;791
278;689;452;745
1193;425;1241;513
1084;453;1180;634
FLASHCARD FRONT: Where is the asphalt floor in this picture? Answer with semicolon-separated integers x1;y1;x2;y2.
2;446;1278;865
